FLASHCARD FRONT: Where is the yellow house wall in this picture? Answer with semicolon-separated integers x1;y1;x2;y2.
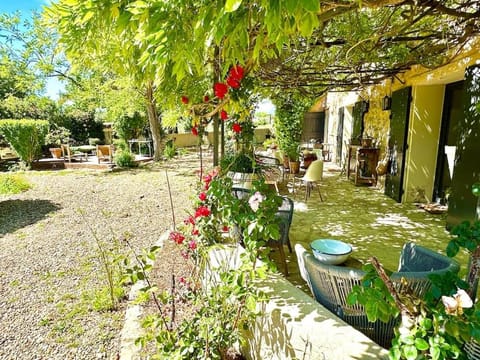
403;85;445;202
313;39;480;201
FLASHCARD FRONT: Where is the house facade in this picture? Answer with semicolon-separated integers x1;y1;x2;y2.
315;40;480;227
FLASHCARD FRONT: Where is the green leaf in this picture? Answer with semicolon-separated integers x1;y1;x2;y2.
415;338;429;351
225;0;242;12
429;344;441;360
402;344;418;360
446;241;459;257
301;0;320;12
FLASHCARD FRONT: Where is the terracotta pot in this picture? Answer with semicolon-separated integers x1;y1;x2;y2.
289;161;300;174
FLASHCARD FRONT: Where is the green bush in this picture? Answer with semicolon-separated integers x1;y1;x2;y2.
0;173;31;194
0;119;49;164
114;151;137;168
272;94;312;160
163;139;176;159
114;111;147;142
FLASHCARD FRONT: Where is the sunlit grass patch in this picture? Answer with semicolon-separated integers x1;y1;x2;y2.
0;173;31;194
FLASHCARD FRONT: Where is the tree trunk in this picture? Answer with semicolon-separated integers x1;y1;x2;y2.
145;81;163;161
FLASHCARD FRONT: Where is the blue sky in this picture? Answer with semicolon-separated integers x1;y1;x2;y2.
0;1;275;110
0;0;49;15
0;0;62;99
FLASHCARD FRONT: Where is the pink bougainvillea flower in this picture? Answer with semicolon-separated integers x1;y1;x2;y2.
199;192;207;201
179;276;186;284
195;205;211;218
214;82;228;99
191;127;198;136
232;123;242;133
209;167;220;178
203;95;210;102
181;250;189;259
220;110;228;120
188;240;197;251
248;191;265;212
181;96;189;104
169;231;185;245
226;76;240;89
229;65;245;81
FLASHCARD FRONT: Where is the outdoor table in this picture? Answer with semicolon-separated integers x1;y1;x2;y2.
128;139;153;157
71;145;96;161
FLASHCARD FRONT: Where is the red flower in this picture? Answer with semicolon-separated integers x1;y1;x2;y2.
195;205;211;218
220;110;228;120
229;65;244;81
203;95;210;102
184;216;195;225
181;96;189;104
203;174;212;184
214;82;228;99
181;250;189;259
232;123;242;133
192;228;199;236
191;127;198;136
226;76;240;89
179;276;186;284
222;225;229;232
199;192;207;201
169;231;185;245
188;240;197;250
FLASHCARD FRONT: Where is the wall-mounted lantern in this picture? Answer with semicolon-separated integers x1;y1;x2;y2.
382;95;392;110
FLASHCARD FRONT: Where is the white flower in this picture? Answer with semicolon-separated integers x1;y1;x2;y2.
441;289;473;315
248;191;264;212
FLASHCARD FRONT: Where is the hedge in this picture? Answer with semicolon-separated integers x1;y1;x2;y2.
0;119;49;165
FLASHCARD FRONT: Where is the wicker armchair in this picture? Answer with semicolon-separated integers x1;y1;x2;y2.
295;242;459;348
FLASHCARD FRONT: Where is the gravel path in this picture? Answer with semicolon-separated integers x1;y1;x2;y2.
0;151;205;360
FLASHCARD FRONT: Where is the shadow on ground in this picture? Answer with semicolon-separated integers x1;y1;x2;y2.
269;163;468;290
0;199;61;236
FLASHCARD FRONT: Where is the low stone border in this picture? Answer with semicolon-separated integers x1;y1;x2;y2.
119;239;389;359
118;232;168;360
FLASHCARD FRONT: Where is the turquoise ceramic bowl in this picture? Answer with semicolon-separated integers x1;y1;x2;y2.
310;239;352;265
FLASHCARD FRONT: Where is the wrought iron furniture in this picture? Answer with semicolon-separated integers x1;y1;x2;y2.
295;242;459;348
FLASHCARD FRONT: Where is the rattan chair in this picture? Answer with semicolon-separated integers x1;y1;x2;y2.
295;242;459;348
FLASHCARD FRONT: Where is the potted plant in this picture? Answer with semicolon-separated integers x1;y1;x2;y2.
286;145;300;174
45;126;71;158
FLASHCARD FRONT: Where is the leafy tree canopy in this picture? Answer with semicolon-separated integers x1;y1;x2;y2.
46;0;480;100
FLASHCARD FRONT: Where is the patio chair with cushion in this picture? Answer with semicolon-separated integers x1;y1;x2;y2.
61;144;85;162
96;145;114;164
295;242;459;348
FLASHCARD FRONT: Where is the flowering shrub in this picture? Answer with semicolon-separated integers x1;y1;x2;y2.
132;166;283;359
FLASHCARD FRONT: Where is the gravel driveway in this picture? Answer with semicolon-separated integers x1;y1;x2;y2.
0;152;203;360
